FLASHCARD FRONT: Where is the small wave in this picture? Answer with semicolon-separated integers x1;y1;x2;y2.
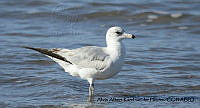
23;60;55;66
163;65;200;71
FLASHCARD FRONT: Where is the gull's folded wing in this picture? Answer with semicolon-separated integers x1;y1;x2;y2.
23;46;110;70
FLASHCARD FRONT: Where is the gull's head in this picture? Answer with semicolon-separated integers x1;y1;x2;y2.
106;26;135;41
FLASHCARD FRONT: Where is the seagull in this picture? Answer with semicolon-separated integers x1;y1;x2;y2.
23;26;135;98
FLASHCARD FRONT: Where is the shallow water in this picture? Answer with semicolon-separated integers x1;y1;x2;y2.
0;0;200;107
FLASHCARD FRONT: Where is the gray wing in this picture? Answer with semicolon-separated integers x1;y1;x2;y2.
52;46;110;70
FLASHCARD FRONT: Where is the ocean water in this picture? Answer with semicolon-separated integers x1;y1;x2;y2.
0;0;200;107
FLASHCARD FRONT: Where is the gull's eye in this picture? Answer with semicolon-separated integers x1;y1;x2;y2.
116;31;122;35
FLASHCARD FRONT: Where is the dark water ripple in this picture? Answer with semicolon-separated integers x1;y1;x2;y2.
1;0;200;107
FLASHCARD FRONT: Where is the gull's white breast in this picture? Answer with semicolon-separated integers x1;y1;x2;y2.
94;45;126;80
95;57;124;80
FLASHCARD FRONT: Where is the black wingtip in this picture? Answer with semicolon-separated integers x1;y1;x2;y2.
22;46;73;64
21;46;37;50
21;46;30;49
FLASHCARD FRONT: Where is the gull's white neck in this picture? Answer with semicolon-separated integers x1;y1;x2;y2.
106;38;126;59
